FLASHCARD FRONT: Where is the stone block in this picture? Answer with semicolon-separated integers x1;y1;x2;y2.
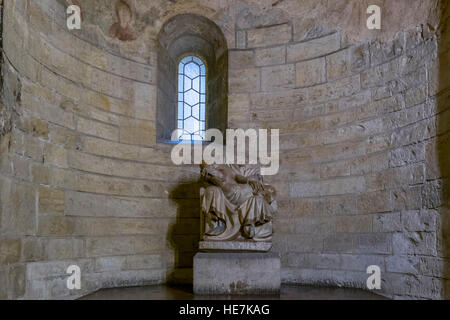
31;165;51;185
0;238;21;265
296;58;326;87
43;144;68;168
373;213;402;232
261;64;296;91
46;238;84;260
38;187;65;216
251;88;306;110
254;46;286;67
357;191;392;214
294;217;336;235
292;16;328;42
81;136;168;164
0;181;36;235
22;237;46;262
336;215;372;233
392;232;437;256
194;252;280;295
308;75;360;103
247;24;291;48
7;264;26;299
229;68;260;93
401;210;437;232
123;254;163;270
405;85;427;108
229;50;254;69
326;49;350;80
77;117;119;141
287;33;340;62
0;268;7;299
236;30;246;49
120;120;156;146
354;233;392;255
323;234;354;254
290;176;365;198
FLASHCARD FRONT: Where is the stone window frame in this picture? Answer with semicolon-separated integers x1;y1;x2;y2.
156;14;228;145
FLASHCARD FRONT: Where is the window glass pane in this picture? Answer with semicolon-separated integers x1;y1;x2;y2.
185;62;200;79
200;103;205;121
178;102;184;120
192;77;200;92
200;76;206;92
181;134;191;141
176;56;207;142
184;89;199;106
184;103;191;119
184;117;195;133
178;62;184;75
184;77;191;90
178;76;184;93
181;56;192;64
192;105;200;119
193;57;203;65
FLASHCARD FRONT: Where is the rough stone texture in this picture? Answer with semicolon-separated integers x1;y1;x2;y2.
193;252;281;295
0;0;449;300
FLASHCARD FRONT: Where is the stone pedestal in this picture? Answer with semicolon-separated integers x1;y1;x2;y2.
193;252;281;295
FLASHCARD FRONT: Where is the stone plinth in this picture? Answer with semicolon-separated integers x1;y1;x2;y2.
193;252;281;295
199;241;272;252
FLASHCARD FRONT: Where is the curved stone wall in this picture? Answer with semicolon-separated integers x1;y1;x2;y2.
0;0;448;299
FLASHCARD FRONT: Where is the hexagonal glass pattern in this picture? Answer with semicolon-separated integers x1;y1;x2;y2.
177;56;206;141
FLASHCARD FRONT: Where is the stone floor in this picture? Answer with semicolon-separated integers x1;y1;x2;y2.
80;285;388;300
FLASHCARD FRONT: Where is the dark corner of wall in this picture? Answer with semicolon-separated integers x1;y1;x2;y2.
437;0;450;300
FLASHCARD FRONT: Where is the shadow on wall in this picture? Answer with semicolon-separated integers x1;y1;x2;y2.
166;181;202;285
438;0;450;300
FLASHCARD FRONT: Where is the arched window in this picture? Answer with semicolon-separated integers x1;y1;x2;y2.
156;14;228;144
177;56;207;141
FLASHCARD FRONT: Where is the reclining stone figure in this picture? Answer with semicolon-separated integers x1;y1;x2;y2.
200;163;277;242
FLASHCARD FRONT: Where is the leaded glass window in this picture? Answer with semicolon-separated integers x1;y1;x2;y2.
177;56;206;141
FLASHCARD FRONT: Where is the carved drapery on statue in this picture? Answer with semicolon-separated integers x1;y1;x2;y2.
200;164;277;243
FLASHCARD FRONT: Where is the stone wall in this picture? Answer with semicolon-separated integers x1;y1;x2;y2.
0;0;449;299
229;1;449;299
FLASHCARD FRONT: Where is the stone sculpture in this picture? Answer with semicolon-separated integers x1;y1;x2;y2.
199;163;277;244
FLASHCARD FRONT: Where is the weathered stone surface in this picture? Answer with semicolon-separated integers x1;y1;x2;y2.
199;241;272;252
7;264;26;299
77;117;119;141
296;58;326;87
229;50;254;69
229;68;260;93
194;252;280;295
0;180;36;235
38;187;65;216
326;49;351;80
247;24;291;48
261;64;296;91
254;46;286;67
287;33;340;62
0;0;447;301
0;238;21;265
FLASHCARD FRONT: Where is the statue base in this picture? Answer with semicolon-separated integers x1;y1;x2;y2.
199;240;272;252
193;252;281;295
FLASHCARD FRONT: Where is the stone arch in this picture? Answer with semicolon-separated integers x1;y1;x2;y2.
156;14;228;143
